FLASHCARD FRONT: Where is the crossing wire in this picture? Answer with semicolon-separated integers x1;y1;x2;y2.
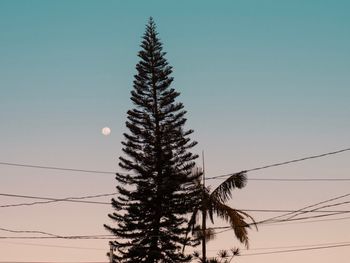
0;193;114;207
239;242;350;256
207;147;350;180
0;161;116;175
1;147;350;181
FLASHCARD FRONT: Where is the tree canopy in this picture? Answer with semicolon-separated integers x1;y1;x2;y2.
105;18;201;263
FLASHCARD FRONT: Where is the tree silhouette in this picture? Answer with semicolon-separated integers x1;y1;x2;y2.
186;171;257;262
104;18;201;263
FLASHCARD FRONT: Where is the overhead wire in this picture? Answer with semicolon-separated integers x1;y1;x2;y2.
2;192;350;213
239;242;350;256
0;235;113;240
269;210;350;223
259;215;350;226
1;147;350;182
246;178;350;181
0;193;114;208
233;194;350;228
257;192;350;224
207;147;350;180
2;240;350;262
0;262;108;263
4;206;349;241
284;200;350;221
244;240;350;251
0;161;116;175
5;237;350;254
238;208;350;213
0;229;120;241
0;227;61;238
213;210;350;233
205;240;350;252
213;214;350;233
4;212;349;241
210;194;350;233
1;148;350;259
0;241;106;251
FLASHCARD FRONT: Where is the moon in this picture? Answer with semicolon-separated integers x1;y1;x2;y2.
102;127;111;136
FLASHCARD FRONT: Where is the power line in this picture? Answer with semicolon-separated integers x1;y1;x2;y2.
4;240;350;263
207;147;350;180
215;214;350;232
2;193;349;240
0;227;114;239
1;226;200;240
1;159;349;181
22;236;337;252
239;242;350;256
257;192;350;224
0;241;106;251
261;215;350;226
252;204;350;227
251;201;350;227
271;210;350;223
284;200;350;221
3;201;350;243
0;224;231;240
2;211;350;241
2;191;350;215
0;227;61;238
3;192;350;214
215;211;350;233
246;178;350;182
1;147;350;181
0;193;114;208
0;161;117;175
3;209;349;242
244;241;350;251
0;236;113;240
205;240;350;252
6;242;350;263
0;262;108;263
238;208;350;213
212;196;350;232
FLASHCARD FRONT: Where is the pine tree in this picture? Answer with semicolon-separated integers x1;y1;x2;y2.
104;18;201;263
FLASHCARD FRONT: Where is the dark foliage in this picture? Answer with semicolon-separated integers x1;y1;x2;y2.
184;171;257;263
104;18;201;263
193;247;240;263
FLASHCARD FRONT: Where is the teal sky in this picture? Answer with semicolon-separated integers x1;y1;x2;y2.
1;1;350;262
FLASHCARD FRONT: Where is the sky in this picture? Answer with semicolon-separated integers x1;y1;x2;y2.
0;0;350;262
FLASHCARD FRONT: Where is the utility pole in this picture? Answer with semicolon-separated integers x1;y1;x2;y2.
201;151;206;263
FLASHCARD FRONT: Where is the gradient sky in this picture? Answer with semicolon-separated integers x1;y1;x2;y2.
1;0;350;262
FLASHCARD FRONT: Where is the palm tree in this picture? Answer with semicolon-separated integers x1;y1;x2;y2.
186;171;257;263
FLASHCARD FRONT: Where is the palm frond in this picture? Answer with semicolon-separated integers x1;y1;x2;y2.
193;228;216;242
211;201;255;248
211;171;247;204
231;208;258;231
